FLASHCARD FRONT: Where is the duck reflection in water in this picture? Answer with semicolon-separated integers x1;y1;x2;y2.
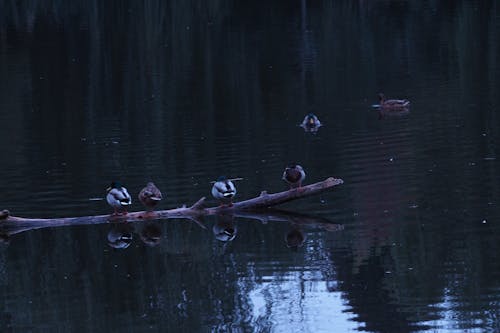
377;107;410;120
300;113;322;133
285;226;306;251
0;231;9;245
138;222;162;247
107;223;134;249
212;214;237;242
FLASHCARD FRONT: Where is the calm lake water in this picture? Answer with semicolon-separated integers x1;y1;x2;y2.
1;1;500;332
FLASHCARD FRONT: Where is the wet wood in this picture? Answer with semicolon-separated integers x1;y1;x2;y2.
0;177;343;237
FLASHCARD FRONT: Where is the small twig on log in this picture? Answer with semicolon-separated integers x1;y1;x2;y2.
190;197;206;211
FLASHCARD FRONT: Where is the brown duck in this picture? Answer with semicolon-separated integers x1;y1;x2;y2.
138;182;163;212
378;93;410;110
282;164;306;189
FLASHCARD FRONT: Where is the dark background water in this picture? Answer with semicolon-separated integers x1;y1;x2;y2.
1;1;500;332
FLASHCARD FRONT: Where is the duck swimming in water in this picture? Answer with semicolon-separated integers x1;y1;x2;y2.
106;181;132;215
211;176;237;206
282;164;306;189
377;93;410;110
300;113;322;133
138;182;162;214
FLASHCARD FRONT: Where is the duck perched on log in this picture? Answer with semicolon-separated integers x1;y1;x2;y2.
211;176;237;206
138;182;162;215
106;182;132;215
282;164;306;189
377;93;410;110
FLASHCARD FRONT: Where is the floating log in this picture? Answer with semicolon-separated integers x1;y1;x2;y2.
0;177;343;238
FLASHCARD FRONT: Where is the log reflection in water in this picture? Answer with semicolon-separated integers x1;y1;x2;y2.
1;208;343;242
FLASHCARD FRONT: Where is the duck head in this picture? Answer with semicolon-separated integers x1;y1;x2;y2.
107;181;123;192
286;163;305;173
217;176;228;182
307;114;316;125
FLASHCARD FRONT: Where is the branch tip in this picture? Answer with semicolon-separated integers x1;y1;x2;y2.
326;177;343;185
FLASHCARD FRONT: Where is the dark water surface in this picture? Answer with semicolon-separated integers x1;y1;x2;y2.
1;1;500;332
